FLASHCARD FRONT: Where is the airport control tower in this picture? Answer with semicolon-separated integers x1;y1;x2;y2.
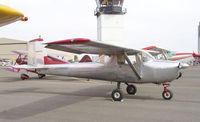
95;0;126;46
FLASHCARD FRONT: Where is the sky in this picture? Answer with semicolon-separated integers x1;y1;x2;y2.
0;0;200;52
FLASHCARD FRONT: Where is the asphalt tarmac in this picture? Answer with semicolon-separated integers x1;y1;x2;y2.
0;66;199;122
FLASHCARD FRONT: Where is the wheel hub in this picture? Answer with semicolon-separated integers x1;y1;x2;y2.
114;92;120;99
164;92;170;98
129;87;134;92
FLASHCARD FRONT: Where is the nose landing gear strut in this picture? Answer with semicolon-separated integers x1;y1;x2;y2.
162;83;173;100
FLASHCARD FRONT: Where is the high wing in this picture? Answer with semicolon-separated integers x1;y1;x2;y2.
45;38;140;55
0;4;27;27
45;38;142;79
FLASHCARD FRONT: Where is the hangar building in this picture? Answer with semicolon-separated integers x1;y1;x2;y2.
0;38;27;59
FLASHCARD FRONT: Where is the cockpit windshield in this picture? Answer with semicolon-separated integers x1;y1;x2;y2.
124;50;155;65
141;50;155;62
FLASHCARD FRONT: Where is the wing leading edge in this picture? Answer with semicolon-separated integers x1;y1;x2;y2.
45;38;140;55
0;4;28;27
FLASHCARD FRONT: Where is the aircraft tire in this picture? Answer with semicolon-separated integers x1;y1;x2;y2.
38;74;46;79
162;89;173;100
111;89;123;101
126;85;137;95
21;74;29;80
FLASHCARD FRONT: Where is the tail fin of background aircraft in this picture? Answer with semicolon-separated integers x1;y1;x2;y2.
28;38;47;66
79;55;92;63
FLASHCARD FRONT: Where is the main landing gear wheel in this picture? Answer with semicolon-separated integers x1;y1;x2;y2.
111;89;123;101
126;84;137;95
38;74;46;79
162;83;173;100
111;82;123;101
162;89;173;100
21;74;29;80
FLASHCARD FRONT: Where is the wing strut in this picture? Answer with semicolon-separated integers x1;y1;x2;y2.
124;52;141;79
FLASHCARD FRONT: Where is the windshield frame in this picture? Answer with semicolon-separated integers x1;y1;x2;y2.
140;50;156;62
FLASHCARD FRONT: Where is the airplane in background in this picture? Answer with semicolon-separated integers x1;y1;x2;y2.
143;46;198;65
0;4;27;27
5;43;92;80
5;38;189;101
5;49;70;79
12;50;70;65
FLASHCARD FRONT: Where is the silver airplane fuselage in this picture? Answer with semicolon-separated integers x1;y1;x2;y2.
11;50;189;101
37;56;182;84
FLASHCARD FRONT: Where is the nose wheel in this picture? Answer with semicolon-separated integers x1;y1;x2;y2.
162;83;173;100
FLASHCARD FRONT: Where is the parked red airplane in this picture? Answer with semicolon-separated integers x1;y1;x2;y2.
143;46;198;65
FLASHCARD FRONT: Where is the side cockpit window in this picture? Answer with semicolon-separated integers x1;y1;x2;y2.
117;51;154;65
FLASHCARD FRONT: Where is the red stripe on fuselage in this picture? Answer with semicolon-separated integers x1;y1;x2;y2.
169;56;192;61
174;53;193;56
174;53;199;58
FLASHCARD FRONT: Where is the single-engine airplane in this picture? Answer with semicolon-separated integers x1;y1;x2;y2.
143;46;198;65
0;4;28;27
7;38;189;101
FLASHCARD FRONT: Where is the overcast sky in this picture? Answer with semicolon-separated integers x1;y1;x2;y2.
0;0;200;52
